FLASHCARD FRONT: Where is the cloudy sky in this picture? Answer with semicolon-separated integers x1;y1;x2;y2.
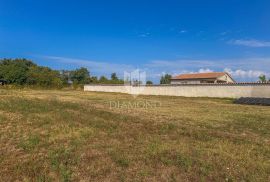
1;0;270;82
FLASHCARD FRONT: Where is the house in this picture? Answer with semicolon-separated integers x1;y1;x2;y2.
170;72;235;84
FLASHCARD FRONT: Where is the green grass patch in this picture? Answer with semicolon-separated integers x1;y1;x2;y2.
49;147;78;182
19;135;41;151
109;150;130;168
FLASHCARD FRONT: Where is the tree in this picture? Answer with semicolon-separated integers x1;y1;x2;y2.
70;67;90;84
90;76;98;83
146;80;153;85
109;72;124;84
0;58;128;87
99;76;108;83
26;66;63;87
0;58;65;87
259;74;267;83
160;74;172;84
111;72;118;81
0;58;36;84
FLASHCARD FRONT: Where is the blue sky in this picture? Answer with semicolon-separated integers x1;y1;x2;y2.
1;0;270;82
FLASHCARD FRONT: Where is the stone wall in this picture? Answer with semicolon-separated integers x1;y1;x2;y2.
84;84;270;98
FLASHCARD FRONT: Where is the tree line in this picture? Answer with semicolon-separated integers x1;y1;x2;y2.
0;58;124;87
258;74;270;83
0;58;176;87
10;58;269;86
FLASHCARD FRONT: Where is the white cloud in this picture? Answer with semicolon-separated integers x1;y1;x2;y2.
220;31;229;36
198;68;213;73
171;68;213;75
43;56;135;76
179;30;187;33
224;68;268;78
145;60;216;69
138;32;150;37
145;58;270;82
146;57;270;71
229;39;270;47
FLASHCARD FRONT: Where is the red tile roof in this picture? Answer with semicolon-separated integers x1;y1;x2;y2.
171;72;228;80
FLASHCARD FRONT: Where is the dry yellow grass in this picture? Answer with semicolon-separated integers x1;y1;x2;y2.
0;89;269;181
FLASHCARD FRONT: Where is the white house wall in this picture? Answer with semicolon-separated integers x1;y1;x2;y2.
218;74;235;83
84;84;270;98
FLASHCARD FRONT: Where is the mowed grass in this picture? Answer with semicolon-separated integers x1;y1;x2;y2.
0;89;269;181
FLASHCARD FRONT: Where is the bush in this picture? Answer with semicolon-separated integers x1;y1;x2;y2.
0;58;64;88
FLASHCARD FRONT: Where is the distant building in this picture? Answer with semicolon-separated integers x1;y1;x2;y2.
170;72;235;84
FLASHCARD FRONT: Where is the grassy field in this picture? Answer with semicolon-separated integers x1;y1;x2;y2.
0;89;269;181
